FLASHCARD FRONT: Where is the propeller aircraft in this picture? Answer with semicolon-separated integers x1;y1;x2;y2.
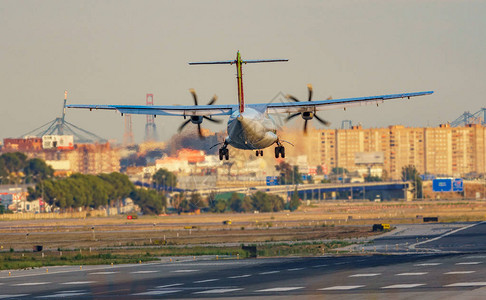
67;51;433;160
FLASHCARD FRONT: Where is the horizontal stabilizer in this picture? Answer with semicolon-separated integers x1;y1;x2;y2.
189;59;288;65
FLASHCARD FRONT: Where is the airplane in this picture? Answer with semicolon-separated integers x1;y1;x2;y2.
67;51;433;161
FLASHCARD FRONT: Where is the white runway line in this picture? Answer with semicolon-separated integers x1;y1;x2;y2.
258;271;280;275
130;270;158;274
171;269;199;273
193;278;219;283
61;281;95;285
319;285;364;290
445;282;486;287
0;295;29;299
256;287;304;292
89;271;119;275
414;263;442;266
13;282;50;286
444;271;476;275
312;264;328;268
287;268;305;271
228;274;251;279
349;273;381;277
396;272;428;276
132;290;182;296
37;292;88;298
382;283;425;289
459;260;484;265
194;288;243;294
155;283;184;288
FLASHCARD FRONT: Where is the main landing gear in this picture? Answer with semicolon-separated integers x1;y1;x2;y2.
256;150;263;157
219;145;229;161
275;145;285;158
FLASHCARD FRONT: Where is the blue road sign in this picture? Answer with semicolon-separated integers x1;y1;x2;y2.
266;176;278;186
433;179;452;192
453;178;463;192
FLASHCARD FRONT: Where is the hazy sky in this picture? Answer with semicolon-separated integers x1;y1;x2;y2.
1;0;485;143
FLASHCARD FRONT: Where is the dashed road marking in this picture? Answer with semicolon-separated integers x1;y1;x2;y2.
258;271;280;275
396;272;428;276
456;262;482;265
319;285;364;290
130;270;158;274
172;269;199;273
414;263;442;266
132;290;182;296
194;278;219;283
13;282;50;286
445;271;476;275
349;273;381;277
287;268;304;271
61;281;95;285
445;282;486;287
312;264;328;268
0;295;29;299
382;284;425;289
89;271;119;275
194;288;243;294
228;274;251;279
256;287;304;292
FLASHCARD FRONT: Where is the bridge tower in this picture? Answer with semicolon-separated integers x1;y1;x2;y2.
144;94;157;141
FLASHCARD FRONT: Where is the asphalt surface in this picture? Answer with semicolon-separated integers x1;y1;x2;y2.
1;221;486;299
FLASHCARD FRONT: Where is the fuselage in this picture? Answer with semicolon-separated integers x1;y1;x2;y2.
226;107;278;150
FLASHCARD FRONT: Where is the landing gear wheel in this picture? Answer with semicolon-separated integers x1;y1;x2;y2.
275;146;285;158
256;150;263;157
224;149;229;160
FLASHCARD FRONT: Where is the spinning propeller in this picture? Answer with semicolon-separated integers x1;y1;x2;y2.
178;89;222;138
285;84;331;134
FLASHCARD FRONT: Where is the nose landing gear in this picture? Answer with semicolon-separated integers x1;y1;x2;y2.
256;150;263;157
219;144;229;161
275;145;285;158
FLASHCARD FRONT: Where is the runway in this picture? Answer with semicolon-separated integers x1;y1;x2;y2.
1;221;486;299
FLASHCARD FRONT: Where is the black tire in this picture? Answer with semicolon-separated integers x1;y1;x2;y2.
281;147;285;158
275;147;280;158
256;150;259;157
219;149;223;160
224;149;229;160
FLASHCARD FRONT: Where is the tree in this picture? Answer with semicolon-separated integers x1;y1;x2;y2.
251;191;284;212
228;192;244;212
275;162;302;185
364;174;382;182
401;165;423;199
24;158;54;183
331;167;348;175
288;187;301;212
129;188;166;215
188;192;204;211
153;168;177;189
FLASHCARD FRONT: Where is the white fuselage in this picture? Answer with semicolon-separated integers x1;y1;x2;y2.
225;107;278;150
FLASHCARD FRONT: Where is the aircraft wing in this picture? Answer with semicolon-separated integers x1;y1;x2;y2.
261;91;434;114
66;104;237;117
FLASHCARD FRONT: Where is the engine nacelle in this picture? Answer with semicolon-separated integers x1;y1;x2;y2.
302;111;314;120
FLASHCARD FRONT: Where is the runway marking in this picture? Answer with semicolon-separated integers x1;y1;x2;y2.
89;271;119;275
132;290;182;296
287;268;305;271
414;263;442;266
312;264;328;268
258;271;280;275
445;282;486;287
155;283;184;288
130;270;158;274
61;281;95;285
228;274;251;279
319;285;365;290
445;271;476;275
334;262;348;265
256;287;304;292
171;269;199;273
194;278;219;283
396;272;428;276
0;295;29;299
13;282;50;286
37;292;88;298
349;273;381;277
194;288;243;294
412;221;485;249
456;262;482;265
382;284;425;289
